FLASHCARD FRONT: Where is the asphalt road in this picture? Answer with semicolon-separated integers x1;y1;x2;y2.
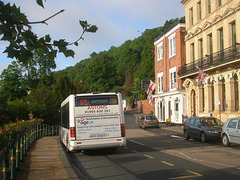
67;110;240;180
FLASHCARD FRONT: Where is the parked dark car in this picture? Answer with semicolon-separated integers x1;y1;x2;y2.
221;117;240;146
138;115;160;129
183;117;223;143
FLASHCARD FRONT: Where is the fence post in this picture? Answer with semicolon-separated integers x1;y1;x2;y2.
57;126;60;135
34;126;36;141
16;137;20;169
2;150;10;179
29;130;32;146
44;124;47;136
48;125;50;136
37;123;39;139
23;134;26;155
39;123;41;137
26;131;29;151
52;126;54;136
20;135;24;161
10;145;16;179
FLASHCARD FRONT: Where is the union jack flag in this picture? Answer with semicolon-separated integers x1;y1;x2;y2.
198;68;207;87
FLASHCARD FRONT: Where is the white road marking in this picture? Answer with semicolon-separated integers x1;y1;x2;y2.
168;150;236;168
170;135;184;139
128;139;145;146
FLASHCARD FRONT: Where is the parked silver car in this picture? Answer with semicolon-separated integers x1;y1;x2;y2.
221;117;240;146
138;115;160;129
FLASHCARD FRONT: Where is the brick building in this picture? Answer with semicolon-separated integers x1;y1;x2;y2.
153;20;187;124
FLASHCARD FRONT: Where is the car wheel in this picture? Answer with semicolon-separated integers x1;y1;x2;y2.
184;130;190;140
200;132;206;143
222;134;230;147
143;124;146;129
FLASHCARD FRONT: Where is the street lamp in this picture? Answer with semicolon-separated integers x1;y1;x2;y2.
218;101;221;121
28;111;33;120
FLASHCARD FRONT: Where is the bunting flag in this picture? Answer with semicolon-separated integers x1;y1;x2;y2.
199;69;239;86
197;67;207;87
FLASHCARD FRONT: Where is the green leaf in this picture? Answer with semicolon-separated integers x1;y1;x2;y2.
87;25;98;33
58;45;66;53
47;50;57;61
79;20;88;30
63;49;75;58
53;39;68;46
36;0;44;8
45;35;51;43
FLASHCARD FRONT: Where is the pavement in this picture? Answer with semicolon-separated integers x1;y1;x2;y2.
16;136;78;180
16;115;183;180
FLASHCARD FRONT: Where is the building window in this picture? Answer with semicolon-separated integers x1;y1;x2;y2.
175;99;179;111
209;33;213;55
169;67;177;90
199;38;203;65
191;43;195;67
169;34;176;58
218;28;224;59
157;72;163;93
234;74;239;111
157;42;163;61
190;8;194;25
208;0;211;14
207;33;213;62
231;21;236;46
218;0;222;7
219;28;224;51
197;1;202;20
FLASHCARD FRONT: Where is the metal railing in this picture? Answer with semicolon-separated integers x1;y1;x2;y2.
0;122;59;180
178;44;240;77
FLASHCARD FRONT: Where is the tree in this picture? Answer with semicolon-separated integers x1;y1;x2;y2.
7;98;29;121
52;17;183;96
86;52;118;92
0;95;10;126
21;49;56;89
52;74;76;106
0;1;97;65
0;61;27;101
27;82;58;125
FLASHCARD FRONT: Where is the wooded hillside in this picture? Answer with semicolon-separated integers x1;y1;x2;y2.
53;17;184;93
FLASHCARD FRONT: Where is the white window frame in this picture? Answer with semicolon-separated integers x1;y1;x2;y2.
157;72;163;93
169;33;176;58
169;67;177;91
157;42;163;61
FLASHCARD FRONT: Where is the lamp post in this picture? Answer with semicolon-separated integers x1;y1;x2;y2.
28;111;33;120
218;101;221;121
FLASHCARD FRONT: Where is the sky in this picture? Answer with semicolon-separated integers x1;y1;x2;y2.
0;0;185;73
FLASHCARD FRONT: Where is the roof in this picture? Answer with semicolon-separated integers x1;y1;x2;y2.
154;20;185;43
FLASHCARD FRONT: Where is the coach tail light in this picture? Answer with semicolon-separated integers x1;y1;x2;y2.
70;127;76;140
121;124;126;137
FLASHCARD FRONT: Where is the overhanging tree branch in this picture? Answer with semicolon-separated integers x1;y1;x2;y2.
28;9;65;25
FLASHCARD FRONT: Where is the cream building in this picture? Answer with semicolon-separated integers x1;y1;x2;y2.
179;0;240;122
